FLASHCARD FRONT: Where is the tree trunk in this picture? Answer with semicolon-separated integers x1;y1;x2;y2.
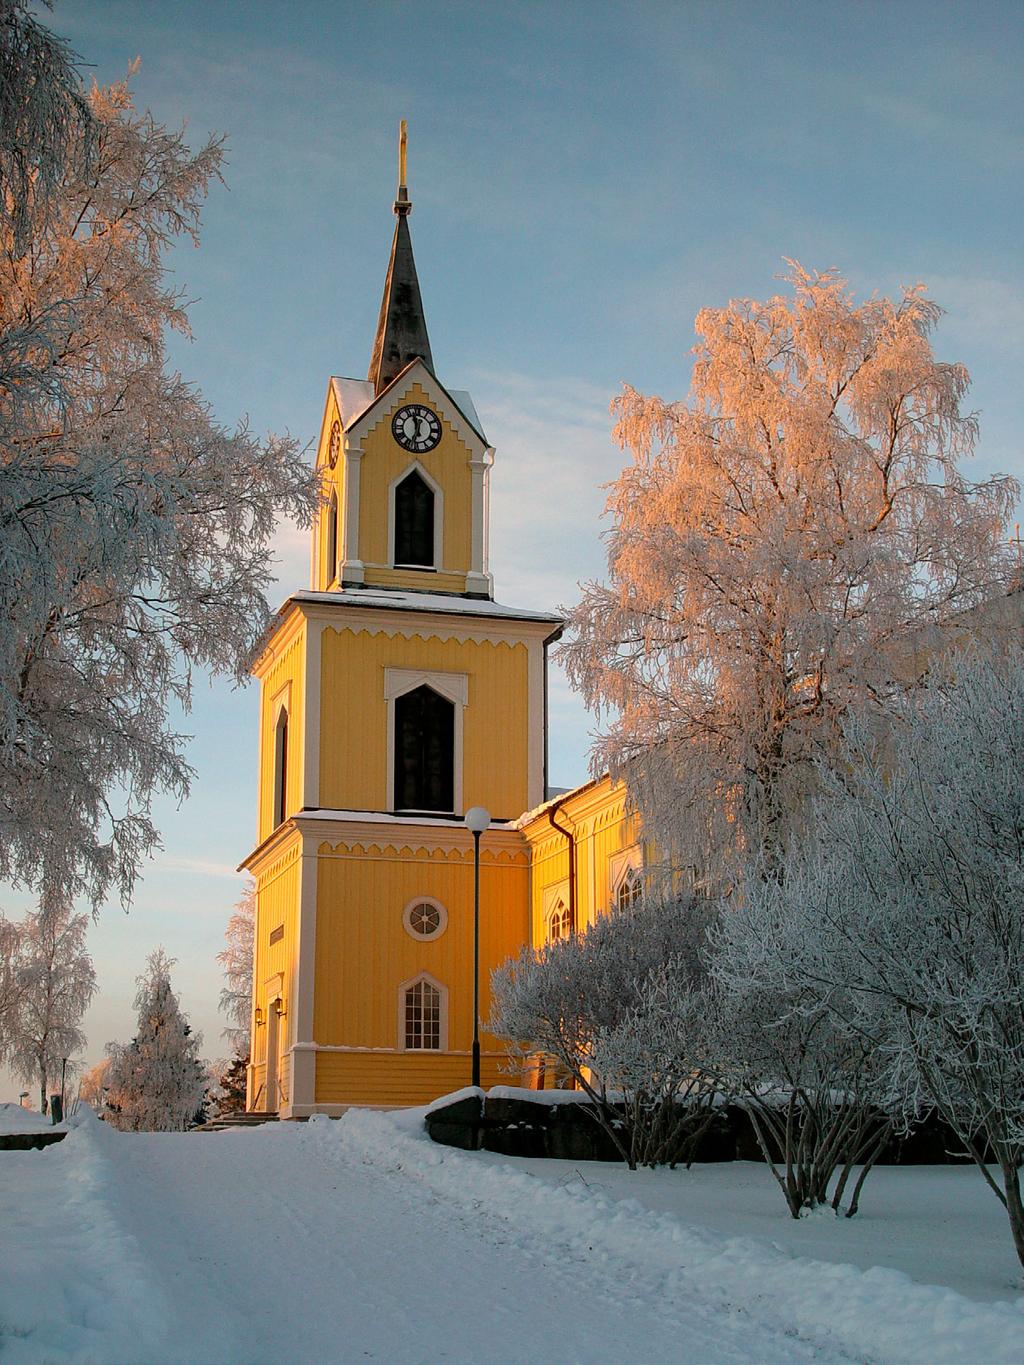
1001;1152;1024;1273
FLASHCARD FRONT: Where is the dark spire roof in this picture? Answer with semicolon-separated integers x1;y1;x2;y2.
368;126;433;396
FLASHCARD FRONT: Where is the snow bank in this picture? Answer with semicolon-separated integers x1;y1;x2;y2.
338;1106;1024;1365
0;1102;61;1134
0;1107;174;1364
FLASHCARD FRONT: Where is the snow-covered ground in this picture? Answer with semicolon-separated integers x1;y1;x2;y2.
1;1105;1021;1365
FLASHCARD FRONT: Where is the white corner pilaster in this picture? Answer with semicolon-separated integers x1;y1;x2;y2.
302;618;323;809
288;839;319;1112
340;443;365;585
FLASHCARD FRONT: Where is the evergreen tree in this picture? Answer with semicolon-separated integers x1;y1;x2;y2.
105;949;206;1132
215;1051;249;1118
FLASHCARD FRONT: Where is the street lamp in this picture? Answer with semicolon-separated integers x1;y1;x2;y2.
464;805;491;1088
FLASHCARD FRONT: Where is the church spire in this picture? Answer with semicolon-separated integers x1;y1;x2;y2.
368;121;434;396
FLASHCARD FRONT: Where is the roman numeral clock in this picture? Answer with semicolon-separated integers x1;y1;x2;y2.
392;403;442;454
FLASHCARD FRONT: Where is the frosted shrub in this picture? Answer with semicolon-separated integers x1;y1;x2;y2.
490;895;721;1169
776;650;1024;1267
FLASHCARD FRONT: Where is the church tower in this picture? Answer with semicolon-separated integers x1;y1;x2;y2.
241;128;562;1116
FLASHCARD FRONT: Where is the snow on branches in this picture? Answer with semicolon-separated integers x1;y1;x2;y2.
755;648;1024;1266
105;949;207;1132
0;65;320;915
560;265;1017;881
490;895;721;1168
218;881;254;1054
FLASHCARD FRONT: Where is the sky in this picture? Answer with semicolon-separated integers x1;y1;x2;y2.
4;0;1022;1097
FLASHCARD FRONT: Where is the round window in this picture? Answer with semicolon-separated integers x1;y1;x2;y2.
403;897;447;941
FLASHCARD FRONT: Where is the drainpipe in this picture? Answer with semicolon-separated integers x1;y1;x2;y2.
547;798;577;935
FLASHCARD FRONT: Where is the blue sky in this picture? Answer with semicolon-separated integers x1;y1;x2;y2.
4;0;1022;1097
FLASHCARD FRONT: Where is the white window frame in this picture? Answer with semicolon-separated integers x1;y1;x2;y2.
384;667;468;815
387;460;444;572
397;971;448;1052
326;487;339;586
402;895;448;942
270;687;291;830
609;845;643;912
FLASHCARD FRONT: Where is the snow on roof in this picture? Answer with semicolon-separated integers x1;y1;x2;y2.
513;774;608;829
331;375;487;445
296;808;519;832
289;586;562;628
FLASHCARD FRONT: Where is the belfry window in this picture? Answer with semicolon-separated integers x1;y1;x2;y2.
403;977;442;1050
273;707;289;827
394;469;434;568
394;684;454;813
326;488;339;584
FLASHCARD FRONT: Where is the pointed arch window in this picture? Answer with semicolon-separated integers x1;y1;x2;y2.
548;899;571;942
273;706;289;827
394;469;434;568
615;866;643;913
326;488;339;585
394;684;454;813
401;975;445;1051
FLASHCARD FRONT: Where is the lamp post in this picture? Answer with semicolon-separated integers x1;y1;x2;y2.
464;805;491;1089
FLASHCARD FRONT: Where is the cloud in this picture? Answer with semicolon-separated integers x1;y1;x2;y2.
154;855;243;880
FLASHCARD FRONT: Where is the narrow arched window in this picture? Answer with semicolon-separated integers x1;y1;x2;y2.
326;489;339;584
615;866;642;913
394;470;434;568
394;685;454;812
404;978;441;1050
273;708;289;826
548;899;571;942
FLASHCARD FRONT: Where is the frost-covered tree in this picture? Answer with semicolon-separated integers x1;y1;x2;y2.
708;882;891;1218
771;650;1024;1266
491;895;721;1168
104;949;207;1132
218;881;254;1053
211;1052;248;1118
0;66;319;916
0;913;25;1057
560;266;1016;880
7;905;96;1112
77;1055;109;1112
0;1;95;255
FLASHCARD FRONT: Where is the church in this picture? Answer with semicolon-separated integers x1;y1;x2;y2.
240;133;641;1117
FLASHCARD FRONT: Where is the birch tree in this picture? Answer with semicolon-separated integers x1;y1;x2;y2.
217;881;254;1053
7;905;96;1112
0;64;319;915
560;266;1016;880
105;949;207;1132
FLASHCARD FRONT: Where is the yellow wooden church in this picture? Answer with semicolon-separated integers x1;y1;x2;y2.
241;135;641;1117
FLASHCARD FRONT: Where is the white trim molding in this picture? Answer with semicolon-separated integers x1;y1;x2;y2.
466;448;494;597
387;459;444;571
608;844;643;913
340;443;365;585
397;971;449;1052
384;666;468;816
402;895;448;942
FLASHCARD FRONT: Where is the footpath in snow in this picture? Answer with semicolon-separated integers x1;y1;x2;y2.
0;1104;1020;1365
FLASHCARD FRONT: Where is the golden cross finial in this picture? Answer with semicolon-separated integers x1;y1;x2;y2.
399;119;407;192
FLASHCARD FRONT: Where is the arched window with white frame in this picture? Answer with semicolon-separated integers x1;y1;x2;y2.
399;973;447;1051
273;705;289;827
615;865;643;913
326;488;339;585
548;898;571;942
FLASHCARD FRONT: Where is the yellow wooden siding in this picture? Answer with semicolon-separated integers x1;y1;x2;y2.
315;1050;507;1108
256;620;306;842
318;626;530;818
368;566;467;594
313;840;529;1054
524;777;638;947
251;838;301;1109
357;382;473;583
313;389;344;592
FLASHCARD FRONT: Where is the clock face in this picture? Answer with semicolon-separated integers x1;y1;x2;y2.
327;420;341;468
391;404;441;454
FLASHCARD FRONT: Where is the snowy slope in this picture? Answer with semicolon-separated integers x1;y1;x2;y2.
0;1106;1020;1365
